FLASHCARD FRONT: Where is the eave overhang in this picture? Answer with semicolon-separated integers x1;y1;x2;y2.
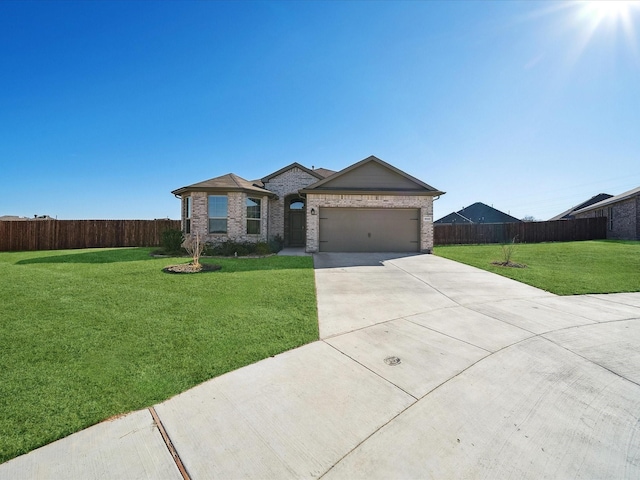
171;186;277;199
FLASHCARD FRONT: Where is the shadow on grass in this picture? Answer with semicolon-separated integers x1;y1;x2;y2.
592;239;640;246
15;248;158;265
14;248;314;272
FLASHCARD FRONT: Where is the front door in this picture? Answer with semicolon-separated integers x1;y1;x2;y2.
289;211;305;246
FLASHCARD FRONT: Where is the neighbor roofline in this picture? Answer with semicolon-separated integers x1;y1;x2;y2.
435;211;473;224
549;193;614;220
573;186;640;215
453;211;473;223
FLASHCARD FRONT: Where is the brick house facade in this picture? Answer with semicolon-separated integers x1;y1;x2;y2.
171;156;444;253
572;186;640;241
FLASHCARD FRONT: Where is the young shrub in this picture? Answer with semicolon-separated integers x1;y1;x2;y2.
493;236;526;268
501;238;516;264
182;233;205;268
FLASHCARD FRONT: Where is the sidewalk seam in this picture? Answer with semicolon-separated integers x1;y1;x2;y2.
148;407;191;480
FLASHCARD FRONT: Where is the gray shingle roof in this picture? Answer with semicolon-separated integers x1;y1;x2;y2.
549;193;613;220
171;173;275;197
572;186;640;215
435;202;521;224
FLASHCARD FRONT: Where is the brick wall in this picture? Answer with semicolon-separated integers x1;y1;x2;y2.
183;192;270;244
305;193;435;253
263;167;320;241
189;192;208;237
637;195;640;240
611;198;637;240
574;196;639;240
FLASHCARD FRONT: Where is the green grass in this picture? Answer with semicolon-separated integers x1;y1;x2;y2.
435;240;640;295
0;248;318;463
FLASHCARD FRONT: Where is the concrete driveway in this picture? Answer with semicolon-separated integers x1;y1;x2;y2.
2;253;640;479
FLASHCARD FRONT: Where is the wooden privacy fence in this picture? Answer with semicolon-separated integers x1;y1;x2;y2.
0;219;181;251
434;217;607;245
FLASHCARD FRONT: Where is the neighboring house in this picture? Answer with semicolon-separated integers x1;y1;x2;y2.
572;186;640;240
171;155;444;253
0;215;54;221
549;193;613;221
435;202;521;224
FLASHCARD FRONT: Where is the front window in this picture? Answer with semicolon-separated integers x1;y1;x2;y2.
246;198;261;234
208;195;228;233
184;196;191;234
608;207;613;231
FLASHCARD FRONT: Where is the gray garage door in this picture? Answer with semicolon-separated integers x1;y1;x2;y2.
319;208;419;252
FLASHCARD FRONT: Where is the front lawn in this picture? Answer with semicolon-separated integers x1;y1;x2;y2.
435;240;640;295
0;248;318;464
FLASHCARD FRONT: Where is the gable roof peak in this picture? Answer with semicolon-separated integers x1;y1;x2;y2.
261;162;326;182
301;155;444;195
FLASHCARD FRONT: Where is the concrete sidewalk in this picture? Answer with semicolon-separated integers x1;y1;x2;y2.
2;253;640;479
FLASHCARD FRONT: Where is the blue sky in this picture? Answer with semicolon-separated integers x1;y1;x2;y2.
1;0;639;220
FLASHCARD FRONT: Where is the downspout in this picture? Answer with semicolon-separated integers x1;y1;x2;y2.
174;193;182;232
430;195;441;254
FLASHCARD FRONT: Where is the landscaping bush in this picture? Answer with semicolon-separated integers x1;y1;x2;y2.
255;242;271;256
160;229;184;254
268;234;284;253
204;240;274;257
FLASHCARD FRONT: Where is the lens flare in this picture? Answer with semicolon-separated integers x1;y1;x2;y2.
582;0;636;21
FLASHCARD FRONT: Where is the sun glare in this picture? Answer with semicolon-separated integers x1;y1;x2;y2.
568;0;640;63
582;0;637;21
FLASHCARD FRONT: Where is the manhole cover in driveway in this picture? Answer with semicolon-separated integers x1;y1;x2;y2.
384;356;401;366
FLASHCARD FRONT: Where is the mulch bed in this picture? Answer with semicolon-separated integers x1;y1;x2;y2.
491;261;527;268
162;263;222;274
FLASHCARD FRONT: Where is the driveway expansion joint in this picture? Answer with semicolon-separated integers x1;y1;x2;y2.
148;407;191;480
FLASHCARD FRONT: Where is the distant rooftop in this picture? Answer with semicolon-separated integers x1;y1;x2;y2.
435;202;521;224
572;186;640;215
0;215;55;221
549;193;613;221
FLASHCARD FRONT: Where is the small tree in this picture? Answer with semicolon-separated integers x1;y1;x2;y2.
182;233;205;268
501;237;516;265
494;235;526;268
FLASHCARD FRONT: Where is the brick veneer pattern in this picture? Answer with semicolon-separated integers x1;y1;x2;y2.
263;167;320;240
305;193;435;253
